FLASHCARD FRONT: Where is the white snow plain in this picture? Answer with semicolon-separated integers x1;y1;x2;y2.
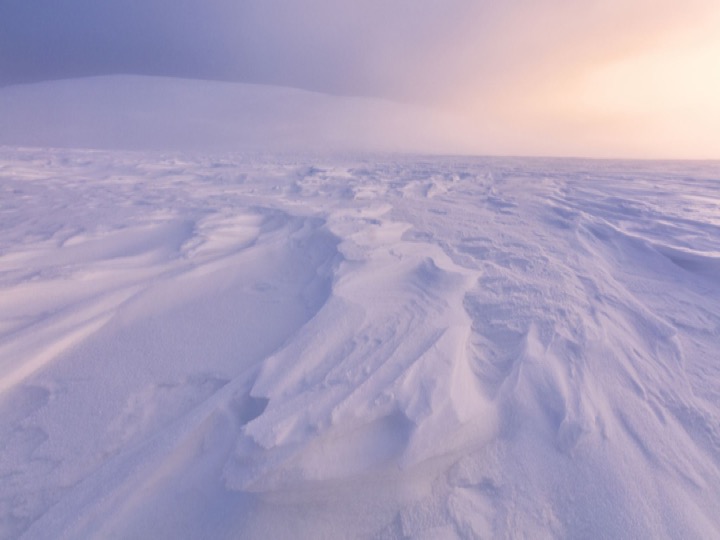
1;145;719;539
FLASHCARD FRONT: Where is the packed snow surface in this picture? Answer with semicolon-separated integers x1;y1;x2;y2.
1;147;719;539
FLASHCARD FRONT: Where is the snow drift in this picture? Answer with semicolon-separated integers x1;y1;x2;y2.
1;145;719;538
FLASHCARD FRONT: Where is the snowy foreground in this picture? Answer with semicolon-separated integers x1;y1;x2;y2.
1;147;719;539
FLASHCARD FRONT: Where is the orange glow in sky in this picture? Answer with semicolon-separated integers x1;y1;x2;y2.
563;14;720;158
447;8;720;159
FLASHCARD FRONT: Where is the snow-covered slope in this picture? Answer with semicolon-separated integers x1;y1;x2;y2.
0;76;467;155
1;147;719;538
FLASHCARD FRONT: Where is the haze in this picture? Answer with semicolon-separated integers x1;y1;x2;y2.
1;0;719;158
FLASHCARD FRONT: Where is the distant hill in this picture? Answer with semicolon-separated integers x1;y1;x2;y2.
0;75;468;154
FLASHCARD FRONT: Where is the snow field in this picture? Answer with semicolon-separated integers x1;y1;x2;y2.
1;148;719;538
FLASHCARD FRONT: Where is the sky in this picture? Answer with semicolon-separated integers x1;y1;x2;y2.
1;0;719;159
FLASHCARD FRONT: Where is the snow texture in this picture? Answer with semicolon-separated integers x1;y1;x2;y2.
1;147;719;539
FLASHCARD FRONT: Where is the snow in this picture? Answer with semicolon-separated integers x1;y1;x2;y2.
1;78;720;538
0;76;468;155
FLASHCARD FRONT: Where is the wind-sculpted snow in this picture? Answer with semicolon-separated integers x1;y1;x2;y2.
1;149;719;539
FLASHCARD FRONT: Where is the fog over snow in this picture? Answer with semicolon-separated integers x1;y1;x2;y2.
1;2;720;539
2;0;720;158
